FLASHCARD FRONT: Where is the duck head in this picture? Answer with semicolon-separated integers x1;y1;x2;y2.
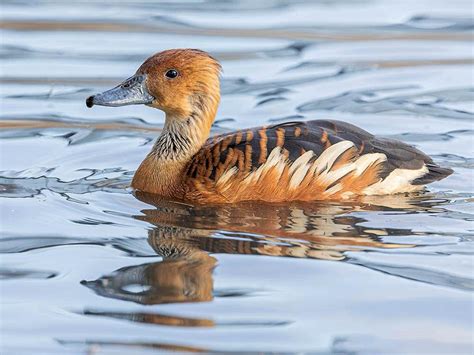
86;49;222;125
87;49;222;196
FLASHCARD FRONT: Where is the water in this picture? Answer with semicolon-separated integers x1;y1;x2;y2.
1;0;473;353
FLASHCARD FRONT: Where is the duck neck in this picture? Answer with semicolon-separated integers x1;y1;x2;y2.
132;108;216;197
154;111;213;161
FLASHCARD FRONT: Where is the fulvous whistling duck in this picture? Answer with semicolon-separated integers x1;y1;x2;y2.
86;49;453;203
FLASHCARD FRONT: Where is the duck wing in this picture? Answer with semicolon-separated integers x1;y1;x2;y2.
184;120;452;202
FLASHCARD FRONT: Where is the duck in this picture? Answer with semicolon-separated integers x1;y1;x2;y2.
86;49;453;203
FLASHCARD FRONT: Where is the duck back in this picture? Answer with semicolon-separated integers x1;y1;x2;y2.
183;119;452;203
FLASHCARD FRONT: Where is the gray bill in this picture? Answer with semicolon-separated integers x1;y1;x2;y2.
86;74;154;108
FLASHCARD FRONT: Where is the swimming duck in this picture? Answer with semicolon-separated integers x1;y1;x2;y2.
86;49;453;203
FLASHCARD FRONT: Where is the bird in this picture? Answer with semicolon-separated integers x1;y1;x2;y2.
86;49;453;203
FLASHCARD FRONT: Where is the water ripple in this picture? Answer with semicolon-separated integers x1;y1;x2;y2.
0;268;57;280
1;1;473;353
298;87;474;120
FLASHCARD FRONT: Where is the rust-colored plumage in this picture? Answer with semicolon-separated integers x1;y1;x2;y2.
184;121;389;203
86;49;453;203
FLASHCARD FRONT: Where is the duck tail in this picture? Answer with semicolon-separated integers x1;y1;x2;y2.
412;163;454;185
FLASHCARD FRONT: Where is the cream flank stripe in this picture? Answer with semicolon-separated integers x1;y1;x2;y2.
216;140;427;197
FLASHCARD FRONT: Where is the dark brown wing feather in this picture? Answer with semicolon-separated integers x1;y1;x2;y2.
186;119;452;184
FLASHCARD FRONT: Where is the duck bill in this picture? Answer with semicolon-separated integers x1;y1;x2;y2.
86;74;154;108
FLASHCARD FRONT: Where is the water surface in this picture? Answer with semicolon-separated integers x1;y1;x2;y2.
1;0;473;353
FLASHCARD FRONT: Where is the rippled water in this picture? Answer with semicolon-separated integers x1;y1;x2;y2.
1;0;473;353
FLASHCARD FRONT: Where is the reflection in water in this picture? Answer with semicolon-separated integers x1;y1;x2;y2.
82;192;428;308
59;339;213;353
84;310;215;328
82;246;216;305
81;190;474;334
0;268;57;280
83;309;289;328
2;0;473;352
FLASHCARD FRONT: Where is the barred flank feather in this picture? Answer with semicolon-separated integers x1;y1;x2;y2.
183;120;450;203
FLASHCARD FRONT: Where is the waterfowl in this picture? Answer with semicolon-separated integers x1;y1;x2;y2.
86;49;453;203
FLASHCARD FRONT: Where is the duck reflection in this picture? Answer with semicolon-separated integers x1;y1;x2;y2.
82;192;434;310
81;230;216;305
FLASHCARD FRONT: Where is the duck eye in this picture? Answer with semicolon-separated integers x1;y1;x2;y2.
165;69;178;79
